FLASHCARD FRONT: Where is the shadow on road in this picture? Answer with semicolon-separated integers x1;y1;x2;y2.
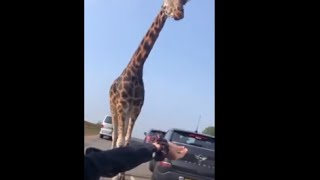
126;174;151;179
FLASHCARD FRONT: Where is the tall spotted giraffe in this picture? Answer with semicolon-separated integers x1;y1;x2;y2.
109;0;190;179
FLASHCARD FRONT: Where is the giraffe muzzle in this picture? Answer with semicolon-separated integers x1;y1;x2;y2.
173;11;184;20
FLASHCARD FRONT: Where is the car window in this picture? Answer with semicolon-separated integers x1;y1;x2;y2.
104;116;112;124
171;131;215;150
149;131;165;138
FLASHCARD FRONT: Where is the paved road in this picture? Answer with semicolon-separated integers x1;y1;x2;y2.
84;135;152;180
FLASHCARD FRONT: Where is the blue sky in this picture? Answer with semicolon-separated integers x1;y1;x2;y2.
85;0;214;139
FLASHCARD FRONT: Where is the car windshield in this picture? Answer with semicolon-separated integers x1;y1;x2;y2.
171;131;215;150
149;131;165;138
104;116;112;124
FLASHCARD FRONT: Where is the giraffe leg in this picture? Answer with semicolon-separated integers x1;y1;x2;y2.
124;116;137;147
111;173;125;180
114;113;127;180
112;105;129;180
116;110;127;148
111;174;120;180
119;173;125;180
110;105;118;149
111;114;124;180
113;110;140;179
117;108;133;180
111;116;118;149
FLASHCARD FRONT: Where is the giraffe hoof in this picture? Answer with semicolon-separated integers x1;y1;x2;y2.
111;174;124;180
119;174;125;180
111;176;119;180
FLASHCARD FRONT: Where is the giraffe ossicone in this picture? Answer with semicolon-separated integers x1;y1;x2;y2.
163;0;190;20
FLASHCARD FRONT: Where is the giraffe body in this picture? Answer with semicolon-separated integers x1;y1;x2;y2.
109;1;190;179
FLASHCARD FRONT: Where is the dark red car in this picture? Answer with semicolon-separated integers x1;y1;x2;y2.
143;129;166;143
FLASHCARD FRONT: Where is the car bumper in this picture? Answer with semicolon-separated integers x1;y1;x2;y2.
99;128;112;137
153;169;214;180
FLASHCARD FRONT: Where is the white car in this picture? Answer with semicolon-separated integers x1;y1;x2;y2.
99;115;113;140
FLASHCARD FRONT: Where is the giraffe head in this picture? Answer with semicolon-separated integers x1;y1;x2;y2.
162;0;190;21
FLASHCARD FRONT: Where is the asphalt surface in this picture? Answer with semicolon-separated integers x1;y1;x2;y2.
84;135;152;180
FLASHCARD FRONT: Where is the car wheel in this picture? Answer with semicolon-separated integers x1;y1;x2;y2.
100;134;104;139
149;160;155;172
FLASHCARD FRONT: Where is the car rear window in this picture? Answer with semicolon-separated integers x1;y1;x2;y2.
104;116;112;124
149;131;165;138
171;131;215;150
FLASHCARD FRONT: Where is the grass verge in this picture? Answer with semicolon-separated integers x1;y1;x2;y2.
84;120;100;136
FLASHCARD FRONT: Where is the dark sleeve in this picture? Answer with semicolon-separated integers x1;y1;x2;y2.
84;143;157;180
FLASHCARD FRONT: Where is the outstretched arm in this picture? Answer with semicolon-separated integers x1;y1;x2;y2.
84;139;188;180
84;143;158;180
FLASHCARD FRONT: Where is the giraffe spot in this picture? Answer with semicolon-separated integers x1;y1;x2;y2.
134;79;139;85
149;34;156;42
140;50;148;60
117;82;123;89
134;87;144;97
132;108;142;115
133;99;142;106
126;69;132;76
133;55;141;67
150;22;155;28
146;30;151;38
117;103;128;112
117;108;124;113
142;41;151;52
122;75;131;81
148;29;155;37
111;84;117;94
130;76;137;83
120;99;127;104
121;91;128;98
135;46;141;55
123;83;133;95
136;67;143;75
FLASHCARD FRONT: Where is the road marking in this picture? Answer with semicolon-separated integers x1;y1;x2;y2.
130;176;135;180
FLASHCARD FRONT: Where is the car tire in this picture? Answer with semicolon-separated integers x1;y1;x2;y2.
149;160;155;172
100;134;104;139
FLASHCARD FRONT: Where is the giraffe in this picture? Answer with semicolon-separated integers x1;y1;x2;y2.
109;0;190;179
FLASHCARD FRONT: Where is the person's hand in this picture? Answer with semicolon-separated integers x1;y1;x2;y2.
166;142;188;160
152;142;161;151
152;141;188;160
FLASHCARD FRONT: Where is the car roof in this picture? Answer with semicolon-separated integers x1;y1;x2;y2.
168;128;215;138
149;129;166;133
102;115;112;124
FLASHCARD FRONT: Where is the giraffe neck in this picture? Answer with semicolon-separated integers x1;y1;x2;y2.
126;8;168;74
